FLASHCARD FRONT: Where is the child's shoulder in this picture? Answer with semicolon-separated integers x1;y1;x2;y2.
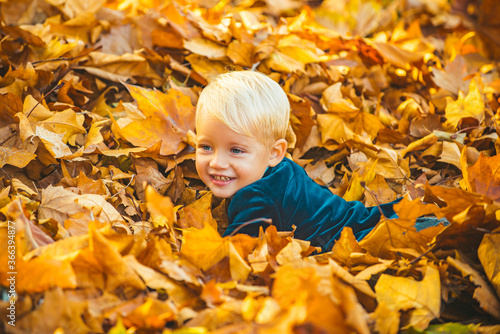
261;157;303;185
236;157;314;200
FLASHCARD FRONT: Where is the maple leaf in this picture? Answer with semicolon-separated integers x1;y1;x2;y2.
116;83;196;156
375;264;441;330
478;229;500;300
465;153;500;201
0;147;36;168
443;78;485;130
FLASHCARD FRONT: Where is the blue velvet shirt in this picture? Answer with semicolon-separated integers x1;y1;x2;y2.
222;157;398;251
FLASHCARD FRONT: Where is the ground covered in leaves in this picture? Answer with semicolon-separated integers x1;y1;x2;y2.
1;0;500;333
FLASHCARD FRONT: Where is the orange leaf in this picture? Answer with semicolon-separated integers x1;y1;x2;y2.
120;83;195;155
467;153;500;201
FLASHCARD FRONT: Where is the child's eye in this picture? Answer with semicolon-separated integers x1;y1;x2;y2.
231;148;243;154
199;145;212;151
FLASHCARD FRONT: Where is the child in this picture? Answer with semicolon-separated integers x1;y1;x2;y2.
195;71;407;251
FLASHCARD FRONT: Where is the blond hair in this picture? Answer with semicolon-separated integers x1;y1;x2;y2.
195;70;290;148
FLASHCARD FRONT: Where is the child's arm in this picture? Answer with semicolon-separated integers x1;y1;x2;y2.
223;187;282;237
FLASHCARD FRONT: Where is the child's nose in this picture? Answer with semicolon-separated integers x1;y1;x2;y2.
209;152;229;169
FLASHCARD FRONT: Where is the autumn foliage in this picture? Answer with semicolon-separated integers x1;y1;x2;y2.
1;0;500;333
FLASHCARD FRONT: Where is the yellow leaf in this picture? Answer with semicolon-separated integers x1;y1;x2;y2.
478;229;500;301
181;223;227;270
438;141;462;169
36;38;80;61
39;185;123;225
459;145;472;191
84;119;106;151
400;133;438;158
373;301;400;334
364;174;398;207
145;185;176;228
16;256;78;293
343;159;378;201
444;78;485;129
15;111;36;142
266;51;305;73
184;37;227;60
22;95;54;123
228;241;251;282
375;264;441;330
320;82;359;113
317;113;355;144
41;109;86;144
0;147;36;168
123;297;176;329
83;52;163;85
277;34;323;64
35;125;73;158
360;215;444;260
186;54;227;82
373;41;424;69
328;258;376;298
161;3;201;40
304;160;335;186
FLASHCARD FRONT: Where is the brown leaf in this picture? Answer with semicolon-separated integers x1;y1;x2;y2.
10;288;92;334
0;92;22;127
39;185;124;225
227;40;255;66
124;255;197;307
448;256;500;320
133;158;171;202
0;25;45;47
288;93;316;151
178;192;217;230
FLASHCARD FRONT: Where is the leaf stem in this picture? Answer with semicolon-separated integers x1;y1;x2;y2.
26;82;65;118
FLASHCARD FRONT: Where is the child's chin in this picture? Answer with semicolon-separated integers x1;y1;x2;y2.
210;188;236;199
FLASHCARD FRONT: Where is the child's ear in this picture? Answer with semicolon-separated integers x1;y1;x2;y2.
268;139;288;167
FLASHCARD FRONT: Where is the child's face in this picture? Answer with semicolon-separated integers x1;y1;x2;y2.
195;117;275;198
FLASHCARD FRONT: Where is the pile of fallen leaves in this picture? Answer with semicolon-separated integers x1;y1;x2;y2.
1;0;500;333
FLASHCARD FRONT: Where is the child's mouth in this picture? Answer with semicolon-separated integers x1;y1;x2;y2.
210;175;234;185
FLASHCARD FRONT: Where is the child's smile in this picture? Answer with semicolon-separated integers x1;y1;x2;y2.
195;118;275;198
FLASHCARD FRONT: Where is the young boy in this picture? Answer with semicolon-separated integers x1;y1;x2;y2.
194;71;399;251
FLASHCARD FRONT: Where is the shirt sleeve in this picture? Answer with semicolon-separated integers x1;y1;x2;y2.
223;187;282;237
